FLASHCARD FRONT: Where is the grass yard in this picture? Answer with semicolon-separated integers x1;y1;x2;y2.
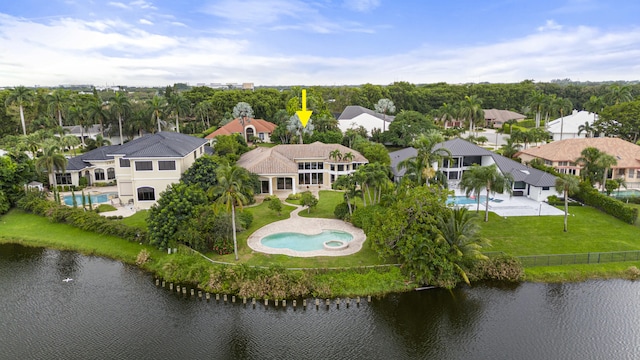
297;190;344;219
120;210;149;229
479;206;640;256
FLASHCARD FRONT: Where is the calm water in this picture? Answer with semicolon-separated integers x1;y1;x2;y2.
1;243;640;359
62;193;115;206
260;230;353;251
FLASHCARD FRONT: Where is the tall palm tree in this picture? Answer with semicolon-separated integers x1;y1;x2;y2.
460;95;484;135
597;153;617;192
576;147;604;185
399;130;451;186
435;207;489;285
460;164;513;222
5;86;34;135
329;149;342;162
584;95;605;115
606;84;632;105
332;173;359;216
86;98;109;137
109;92;131;145
555;175;580;232
500;137;522;159
46;89;70;128
374;98;395;132
168;92;190;133
148;96;167;133
60;134;81;156
209;164;252;261
232;102;254;142
528;90;546;128
577;121;595;138
437;102;459;129
35;144;68;189
550;96;572;140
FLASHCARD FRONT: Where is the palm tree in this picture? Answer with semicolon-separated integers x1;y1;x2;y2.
168;92;190;133
46;89;70;128
148;96;166;133
577;121;595;138
460;95;484;135
209;164;252;261
329;149;342;162
584;95;605;115
332;173;359;216
86;99;109;137
109;92;131;145
60;134;81;156
606;84;633;105
550;97;572;140
597;153;617;192
374;98;395;132
504;118;518;134
460;164;513;222
528;90;546;128
399;130;451;186
342;151;354;162
5;86;34;135
437;102;459;129
576;147;604;185
232;102;254;142
435;207;489;285
555;175;580;232
500;137;522;159
35;144;68;189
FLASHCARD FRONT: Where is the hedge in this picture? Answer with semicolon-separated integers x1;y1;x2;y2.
573;183;639;224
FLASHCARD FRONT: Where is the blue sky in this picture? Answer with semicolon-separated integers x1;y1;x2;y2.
1;0;639;86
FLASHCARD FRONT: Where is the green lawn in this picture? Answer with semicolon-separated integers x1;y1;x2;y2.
297;190;344;219
120;210;149;229
479;206;640;256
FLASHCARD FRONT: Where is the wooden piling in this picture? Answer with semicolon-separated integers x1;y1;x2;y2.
367;295;371;303
206;293;210;301
161;281;166;288
190;289;195;297
169;283;174;291
282;299;286;307
293;300;297;309
198;291;202;299
155;279;159;286
264;299;268;307
232;296;236;303
252;298;256;308
303;299;307;309
182;287;187;296
216;294;220;301
223;294;227;303
243;297;247;305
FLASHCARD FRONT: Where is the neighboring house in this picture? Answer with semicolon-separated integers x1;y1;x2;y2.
237;142;368;196
205;118;277;143
390;138;557;201
60;132;208;209
516;137;640;188
337;105;394;136
63;124;124;145
547;110;597;141
483;109;526;128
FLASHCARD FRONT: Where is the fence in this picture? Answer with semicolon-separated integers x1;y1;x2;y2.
515;250;640;267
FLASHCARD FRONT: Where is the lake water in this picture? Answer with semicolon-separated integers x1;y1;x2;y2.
1;243;639;359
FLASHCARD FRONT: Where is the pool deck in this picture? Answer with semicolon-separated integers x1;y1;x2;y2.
247;204;367;257
451;190;565;217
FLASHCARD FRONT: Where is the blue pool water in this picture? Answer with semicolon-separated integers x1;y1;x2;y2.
447;195;488;205
610;189;640;197
63;192;117;206
261;230;353;252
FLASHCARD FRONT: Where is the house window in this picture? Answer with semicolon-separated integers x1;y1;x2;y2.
137;187;155;201
630;171;635;179
158;161;176;171
55;173;72;185
259;133;265;140
276;177;292;190
107;168;115;180
330;165;335;171
338;165;344;171
542;186;550;190
514;181;526;189
119;158;130;167
544;160;553;166
637;170;640;178
135;161;153;171
299;173;324;185
95;169;105;181
617;169;625;176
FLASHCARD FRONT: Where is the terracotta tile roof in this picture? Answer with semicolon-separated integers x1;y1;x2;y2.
237;142;368;175
517;138;640;169
483;109;526;123
205;119;277;139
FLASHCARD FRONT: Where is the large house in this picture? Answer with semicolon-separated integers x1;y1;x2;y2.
61;132;208;209
390;138;558;201
237;142;368;196
205;118;277;143
546;110;597;141
337;106;394;136
516;137;640;189
483;109;526;129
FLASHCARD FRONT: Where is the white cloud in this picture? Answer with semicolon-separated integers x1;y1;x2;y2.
537;20;563;32
343;0;381;12
139;18;153;25
130;0;157;10
108;2;130;10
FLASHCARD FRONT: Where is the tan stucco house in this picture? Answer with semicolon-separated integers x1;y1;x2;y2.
205;118;277;143
237;142;368;196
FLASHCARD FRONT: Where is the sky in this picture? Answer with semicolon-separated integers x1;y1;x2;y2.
1;0;640;87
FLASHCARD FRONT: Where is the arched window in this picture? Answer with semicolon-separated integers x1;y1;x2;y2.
137;187;155;201
245;127;255;142
95;168;105;181
107;167;115;180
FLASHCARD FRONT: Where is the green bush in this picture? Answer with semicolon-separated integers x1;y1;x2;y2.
333;202;350;220
286;193;301;201
573;183;638;224
236;211;253;231
470;254;524;282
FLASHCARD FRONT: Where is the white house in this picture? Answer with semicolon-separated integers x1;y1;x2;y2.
547;110;597;141
337;106;395;136
390;138;558;202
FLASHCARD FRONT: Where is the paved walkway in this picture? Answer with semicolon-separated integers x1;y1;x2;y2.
247;203;366;257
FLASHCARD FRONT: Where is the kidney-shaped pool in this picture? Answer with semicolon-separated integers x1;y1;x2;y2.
260;230;353;252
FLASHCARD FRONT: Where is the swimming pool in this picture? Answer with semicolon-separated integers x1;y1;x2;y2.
63;192;118;206
260;230;353;252
447;195;487;205
610;189;640;197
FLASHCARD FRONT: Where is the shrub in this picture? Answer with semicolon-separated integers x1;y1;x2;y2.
470;255;524;282
136;249;151;265
267;196;283;215
333;202;350;220
286;193;301;201
626;266;640;280
236;211;254;231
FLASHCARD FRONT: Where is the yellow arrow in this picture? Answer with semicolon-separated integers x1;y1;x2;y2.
296;89;312;128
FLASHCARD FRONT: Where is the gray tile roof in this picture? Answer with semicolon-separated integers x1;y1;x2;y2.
337;105;395;122
109;132;207;158
391;137;557;187
66;145;121;171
